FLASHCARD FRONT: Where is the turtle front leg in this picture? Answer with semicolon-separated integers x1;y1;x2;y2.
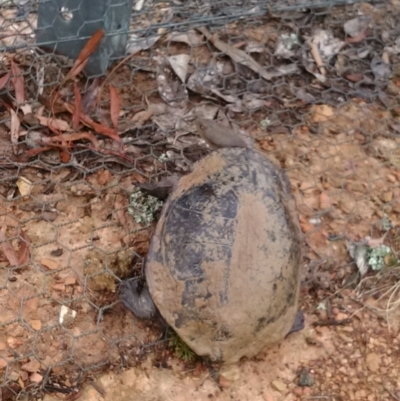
119;278;157;319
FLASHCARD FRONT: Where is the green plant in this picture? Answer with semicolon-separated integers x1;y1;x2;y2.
168;330;196;362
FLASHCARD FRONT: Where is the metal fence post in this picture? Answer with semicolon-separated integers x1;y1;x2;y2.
36;0;134;76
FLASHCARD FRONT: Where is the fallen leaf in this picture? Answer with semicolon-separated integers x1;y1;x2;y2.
16;176;32;197
53;283;66;291
18;230;31;265
345;31;368;43
36;115;70;132
344;16;370;38
30;373;43;383
371;56;391;81
9;107;20;155
60;149;71;163
97;169;112;185
167;30;204;46
82;77;102;114
344;73;364;82
0;71;10;90
14;146;52;162
0;227;19;266
64;277;77;285
0;359;7;369
30;320;42;331
310;104;334;123
73;82;82;130
40;258;59;270
64;102;121;143
319;192;332;210
48;132;100;149
200;26;266;75
7;337;23;349
131;103;166;127
168;54;190;83
218;375;232;388
64;29;104;82
114;201;127;226
20;104;32;115
126;34;160;54
346;240;369;276
156;56;188;107
109;84;120;129
10;60;25;104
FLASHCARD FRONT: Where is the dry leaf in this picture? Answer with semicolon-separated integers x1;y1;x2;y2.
7;337;23;349
36;115;70;132
218;375;232;388
11;60;25;104
30;373;43;383
126;34;160;54
344;16;369;38
0;359;7;369
114;201;127;226
97;169;112;185
345;31;368;43
344;73;364;82
18;230;31;265
109;84;120;129
319;192;332;210
64;277;77;285
48;132;100;149
21;360;40;373
64;29;104;82
197;27;297;81
0;71;10;90
30;320;42;331
346;240;369;276
16;176;32;197
40;258;59;270
167;31;204;46
131;103;167;127
0;227;19;266
73;81;82;130
15;146;52;162
9;108;20;155
20;104;32;115
168;54;190;83
156;56;188;107
82;77;101;114
310;104;334;123
53;283;66;291
64;102;121;144
60;149;71;163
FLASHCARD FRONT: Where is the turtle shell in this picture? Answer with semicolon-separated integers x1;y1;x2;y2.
145;147;302;363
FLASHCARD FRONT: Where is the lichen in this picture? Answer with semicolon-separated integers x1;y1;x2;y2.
128;190;163;226
367;245;393;271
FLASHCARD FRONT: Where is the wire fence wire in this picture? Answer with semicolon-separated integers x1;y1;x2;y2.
1;0;400;399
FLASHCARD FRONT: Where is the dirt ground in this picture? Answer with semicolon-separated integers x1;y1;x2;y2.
1;1;400;400
1;100;400;401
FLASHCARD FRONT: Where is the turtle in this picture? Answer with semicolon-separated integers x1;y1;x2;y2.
120;146;303;363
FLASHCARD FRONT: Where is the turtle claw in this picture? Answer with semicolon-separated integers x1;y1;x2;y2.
286;311;305;336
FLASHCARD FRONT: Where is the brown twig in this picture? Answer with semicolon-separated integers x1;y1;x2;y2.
312;318;352;327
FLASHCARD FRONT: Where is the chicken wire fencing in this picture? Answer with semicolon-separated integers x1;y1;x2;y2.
0;0;400;399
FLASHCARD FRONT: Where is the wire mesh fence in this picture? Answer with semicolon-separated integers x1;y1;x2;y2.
1;0;400;399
